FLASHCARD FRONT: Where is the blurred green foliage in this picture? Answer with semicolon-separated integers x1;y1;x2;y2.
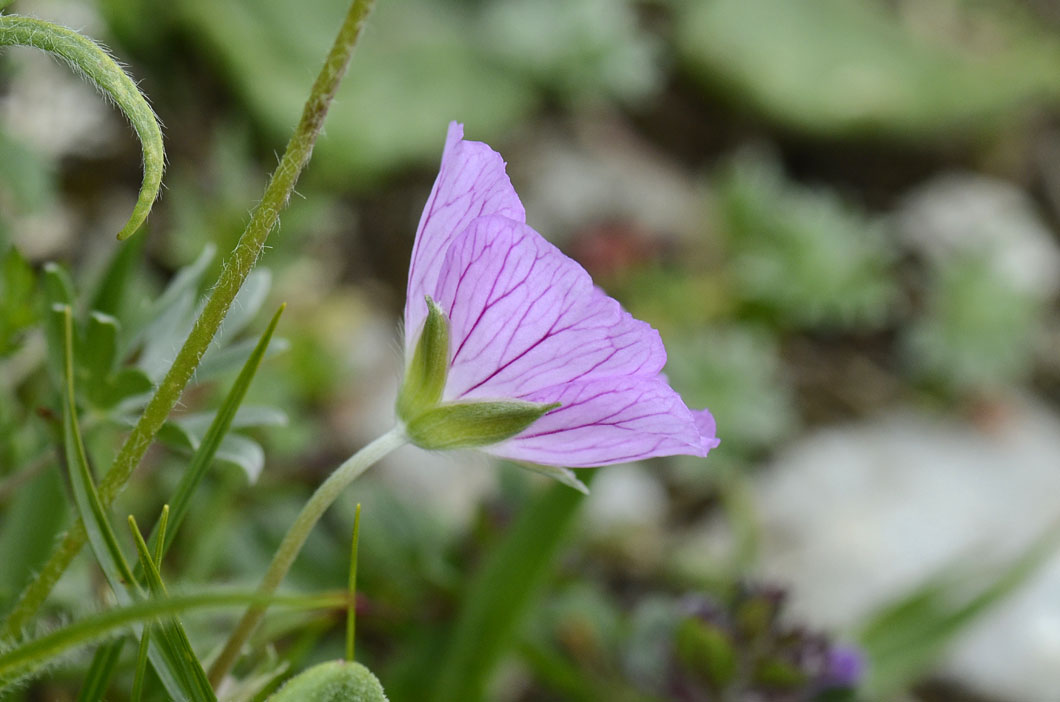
677;0;1060;137
717;153;897;329
2;0;1060;699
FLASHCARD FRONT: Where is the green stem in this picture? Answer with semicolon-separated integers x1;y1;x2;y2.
0;0;377;640
207;427;407;687
0;14;163;240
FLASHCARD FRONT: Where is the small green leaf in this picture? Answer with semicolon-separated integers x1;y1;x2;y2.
0;463;66;615
0;246;37;356
84;312;119;379
42;264;76;381
397;296;449;422
84;312;120;405
124;244;215;364
405;399;560;451
90;228;146;318
194;335;290;381
96;367;154;410
270;660;389;702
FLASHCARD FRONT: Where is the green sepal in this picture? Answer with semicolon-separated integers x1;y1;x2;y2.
405;400;560;451
396;296;449;422
270;660;388;702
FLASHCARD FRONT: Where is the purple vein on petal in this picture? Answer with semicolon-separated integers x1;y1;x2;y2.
433;216;665;403
405;122;526;354
487;376;715;467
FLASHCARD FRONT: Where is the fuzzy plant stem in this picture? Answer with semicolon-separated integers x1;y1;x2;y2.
207;427;407;687
0;14;163;240
0;0;377;639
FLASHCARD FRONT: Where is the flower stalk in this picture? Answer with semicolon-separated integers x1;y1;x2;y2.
207;426;407;687
0;0;377;640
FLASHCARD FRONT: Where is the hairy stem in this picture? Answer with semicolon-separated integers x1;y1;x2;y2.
0;0;377;639
207;427;407;687
0;14;163;240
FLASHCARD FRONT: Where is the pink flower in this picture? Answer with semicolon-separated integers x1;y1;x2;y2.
400;122;717;468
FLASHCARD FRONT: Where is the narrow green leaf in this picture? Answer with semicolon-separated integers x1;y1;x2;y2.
42;262;75;307
77;639;124;702
57;305;216;702
42;264;76;382
96;367;154;410
79;299;281;695
83;312;119;380
0;463;66;616
428;471;597;702
157;304;285;555
0;15;164;239
58;305;139;591
858;523;1060;698
154;505;169;565
90;226;146;318
0;246;38;355
84;509;166;702
129;515;215;700
347;503;362;663
194;335;290;381
0;591;347;689
122;244;215;362
131;625;151;702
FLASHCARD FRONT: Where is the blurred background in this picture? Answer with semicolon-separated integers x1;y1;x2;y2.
5;0;1060;699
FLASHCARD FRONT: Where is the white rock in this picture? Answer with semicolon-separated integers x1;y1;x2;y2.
750;397;1060;701
894;173;1060;298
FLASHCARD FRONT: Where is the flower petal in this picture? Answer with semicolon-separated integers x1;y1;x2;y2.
432;215;665;402
405;122;525;352
486;376;719;467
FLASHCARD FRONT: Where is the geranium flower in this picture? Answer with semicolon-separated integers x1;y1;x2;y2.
397;122;718;468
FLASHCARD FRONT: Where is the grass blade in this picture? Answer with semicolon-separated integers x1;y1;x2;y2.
131;625;151;702
0;591;346;690
129;515;214;700
428;470;597;702
156;304;285;557
80;308;284;696
57;304;215;701
346;503;362;663
76;640;124;702
858;523;1060;697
